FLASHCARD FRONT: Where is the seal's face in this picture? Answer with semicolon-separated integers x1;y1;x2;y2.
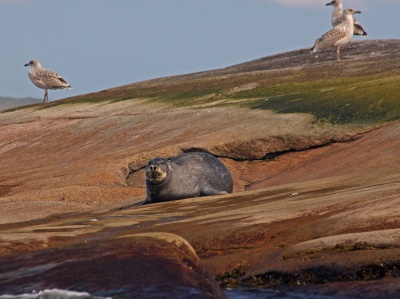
145;158;168;183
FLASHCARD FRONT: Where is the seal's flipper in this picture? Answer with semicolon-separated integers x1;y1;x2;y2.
118;199;149;210
200;187;228;196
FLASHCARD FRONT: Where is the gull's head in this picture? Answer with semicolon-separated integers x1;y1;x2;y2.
326;0;341;7
344;8;361;15
24;60;41;68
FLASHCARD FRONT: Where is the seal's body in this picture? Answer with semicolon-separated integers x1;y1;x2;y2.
145;152;233;204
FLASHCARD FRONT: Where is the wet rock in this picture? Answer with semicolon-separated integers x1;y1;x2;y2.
0;233;226;299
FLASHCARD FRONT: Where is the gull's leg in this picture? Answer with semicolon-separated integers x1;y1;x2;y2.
336;47;343;63
44;90;48;103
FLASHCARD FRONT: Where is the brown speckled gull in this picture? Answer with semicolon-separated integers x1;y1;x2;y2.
326;0;367;36
311;8;360;63
24;59;71;104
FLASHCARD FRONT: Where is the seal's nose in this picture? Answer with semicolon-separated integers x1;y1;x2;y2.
149;165;157;171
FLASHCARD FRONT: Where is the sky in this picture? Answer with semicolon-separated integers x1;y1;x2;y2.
0;0;399;101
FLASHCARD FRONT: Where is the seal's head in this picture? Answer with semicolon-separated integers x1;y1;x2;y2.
145;158;168;183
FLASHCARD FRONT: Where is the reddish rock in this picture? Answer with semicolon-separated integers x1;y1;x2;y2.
0;233;226;299
0;40;400;298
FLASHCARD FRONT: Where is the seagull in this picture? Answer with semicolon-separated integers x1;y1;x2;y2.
326;0;367;36
24;60;71;104
310;8;361;63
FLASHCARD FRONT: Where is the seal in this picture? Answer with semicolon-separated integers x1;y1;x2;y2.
144;152;233;204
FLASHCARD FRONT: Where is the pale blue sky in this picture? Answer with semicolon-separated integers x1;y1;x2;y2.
1;0;399;100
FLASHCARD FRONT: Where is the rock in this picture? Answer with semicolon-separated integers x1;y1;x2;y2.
1;40;400;298
0;233;226;299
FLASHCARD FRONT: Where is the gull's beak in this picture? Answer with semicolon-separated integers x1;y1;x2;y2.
24;63;29;67
326;1;335;6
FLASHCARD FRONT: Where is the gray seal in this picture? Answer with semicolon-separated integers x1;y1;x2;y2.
144;152;233;204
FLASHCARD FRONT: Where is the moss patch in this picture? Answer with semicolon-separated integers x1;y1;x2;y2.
215;266;247;288
238;75;400;125
239;260;400;288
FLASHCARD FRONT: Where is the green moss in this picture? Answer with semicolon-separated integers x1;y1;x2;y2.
241;260;400;288
215;266;247;288
151;73;400;125
237;75;400;125
8;64;399;127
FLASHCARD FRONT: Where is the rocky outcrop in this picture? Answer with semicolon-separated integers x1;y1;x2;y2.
0;233;226;299
0;40;400;298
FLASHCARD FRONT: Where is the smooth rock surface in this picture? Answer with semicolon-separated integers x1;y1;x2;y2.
0;233;226;299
